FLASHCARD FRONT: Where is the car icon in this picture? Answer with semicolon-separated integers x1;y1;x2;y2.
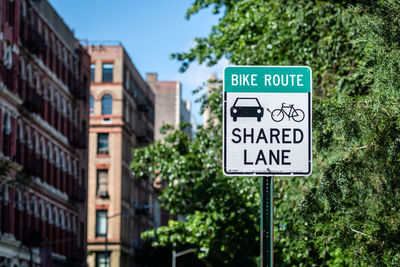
231;97;264;122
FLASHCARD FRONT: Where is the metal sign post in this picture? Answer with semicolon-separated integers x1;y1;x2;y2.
260;176;273;267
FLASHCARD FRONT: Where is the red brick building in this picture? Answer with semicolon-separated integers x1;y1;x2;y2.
0;0;89;266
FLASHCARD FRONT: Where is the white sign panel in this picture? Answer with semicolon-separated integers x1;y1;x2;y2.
223;66;312;176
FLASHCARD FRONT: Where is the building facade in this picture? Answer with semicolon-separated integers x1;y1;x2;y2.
86;43;157;267
146;73;192;140
0;0;89;266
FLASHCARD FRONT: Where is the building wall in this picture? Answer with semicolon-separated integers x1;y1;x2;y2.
0;0;89;266
146;73;192;141
87;44;155;267
146;73;177;140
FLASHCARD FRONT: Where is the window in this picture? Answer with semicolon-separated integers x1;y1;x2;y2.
3;43;12;70
81;168;86;185
102;63;113;82
125;69;130;88
95;210;107;237
129;78;137;97
96;170;108;196
90;63;95;82
97;133;109;154
80;222;85;249
125;104;130;123
2;112;11;157
96;252;110;267
6;0;15;26
101;94;112;115
90;95;94;114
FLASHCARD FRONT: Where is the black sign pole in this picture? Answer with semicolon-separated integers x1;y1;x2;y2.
260;176;274;267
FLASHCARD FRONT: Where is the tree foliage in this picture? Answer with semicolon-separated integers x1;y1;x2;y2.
131;0;400;266
132;89;259;265
0;159;31;188
173;0;367;98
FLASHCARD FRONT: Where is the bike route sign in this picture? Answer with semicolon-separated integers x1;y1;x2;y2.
223;66;312;176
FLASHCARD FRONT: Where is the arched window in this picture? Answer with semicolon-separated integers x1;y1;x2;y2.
54;147;60;168
24;192;31;214
53;207;59;227
17;189;23;211
67;156;72;175
3;111;11;135
61;151;66;172
17;118;24;143
68;103;73;120
55;91;61;111
3;43;12;70
33;71;40;91
47;204;53;224
41;137;47;159
60;209;65;230
73;160;78;178
90;95;94;115
47;142;53;163
19;57;26;80
66;214;71;232
25;125;32;149
21;0;27;18
34;131;40;155
72;216;77;233
39;200;46;221
2;185;8;205
62;97;67;116
43;81;48;100
49;84;54;103
101;94;112;115
15;119;24;167
27;63;33;86
74;109;79;126
2;111;11;156
32;196;39;218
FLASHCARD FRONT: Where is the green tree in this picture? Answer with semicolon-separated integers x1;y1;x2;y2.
0;158;31;188
132;0;400;266
173;0;367;98
132;89;259;265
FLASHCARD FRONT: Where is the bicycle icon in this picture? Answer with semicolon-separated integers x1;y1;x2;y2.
270;103;305;122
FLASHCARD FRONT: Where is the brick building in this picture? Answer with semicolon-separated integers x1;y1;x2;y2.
146;73;192;140
0;0;89;266
86;43;157;267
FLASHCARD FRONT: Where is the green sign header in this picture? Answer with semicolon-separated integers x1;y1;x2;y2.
224;66;312;93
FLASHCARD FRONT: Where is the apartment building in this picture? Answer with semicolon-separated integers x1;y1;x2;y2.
86;43;157;267
146;73;192;140
0;0;89;266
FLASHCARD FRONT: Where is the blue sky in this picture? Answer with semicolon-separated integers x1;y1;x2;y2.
48;0;227;124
